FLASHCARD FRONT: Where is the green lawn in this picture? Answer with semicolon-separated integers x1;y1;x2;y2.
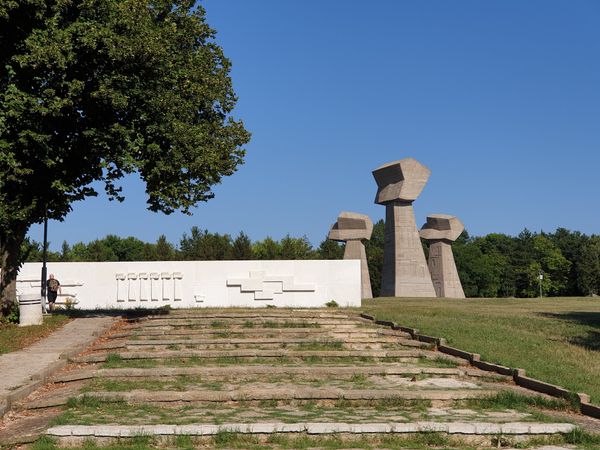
362;297;600;403
0;314;70;355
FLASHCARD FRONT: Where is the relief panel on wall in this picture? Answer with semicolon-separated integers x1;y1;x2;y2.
161;272;172;301
150;273;161;301
173;272;183;301
227;271;315;301
115;271;184;303
139;273;149;301
17;260;361;309
127;273;138;302
116;273;127;302
17;277;84;303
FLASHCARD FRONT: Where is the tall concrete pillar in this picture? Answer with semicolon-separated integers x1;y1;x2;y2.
373;158;435;297
420;214;465;298
328;212;373;299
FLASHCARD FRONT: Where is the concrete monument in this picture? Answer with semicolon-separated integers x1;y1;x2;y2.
328;212;373;299
420;214;465;298
373;158;436;297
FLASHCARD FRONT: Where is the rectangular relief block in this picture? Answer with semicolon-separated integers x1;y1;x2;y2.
127;273;138;302
173;272;183;301
150;273;160;301
138;273;149;301
116;273;127;302
161;272;172;301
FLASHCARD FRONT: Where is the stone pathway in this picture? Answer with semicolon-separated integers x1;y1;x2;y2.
0;316;114;417
0;309;597;449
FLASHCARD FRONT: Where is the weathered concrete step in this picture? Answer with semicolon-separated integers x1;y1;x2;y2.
137;315;359;322
132;320;361;328
109;328;412;339
143;312;359;320
102;337;404;345
52;365;490;383
71;349;451;363
31;388;497;407
46;421;576;436
95;337;430;350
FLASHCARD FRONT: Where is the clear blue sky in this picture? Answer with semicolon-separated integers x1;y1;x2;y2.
29;0;600;251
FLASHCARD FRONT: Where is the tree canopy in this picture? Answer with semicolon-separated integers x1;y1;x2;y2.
0;0;250;312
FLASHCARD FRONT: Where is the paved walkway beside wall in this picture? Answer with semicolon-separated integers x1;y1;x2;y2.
0;316;115;417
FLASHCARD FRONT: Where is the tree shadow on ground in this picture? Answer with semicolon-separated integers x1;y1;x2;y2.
51;306;171;319
539;311;600;351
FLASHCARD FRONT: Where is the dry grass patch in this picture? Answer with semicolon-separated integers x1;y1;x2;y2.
35;431;600;449
0;314;70;354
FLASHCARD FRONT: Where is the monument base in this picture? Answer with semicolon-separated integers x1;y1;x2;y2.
428;240;465;298
380;201;436;297
344;240;372;299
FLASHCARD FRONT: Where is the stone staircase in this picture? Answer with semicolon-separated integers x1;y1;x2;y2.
7;309;589;448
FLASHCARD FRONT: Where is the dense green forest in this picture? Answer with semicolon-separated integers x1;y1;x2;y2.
22;223;600;298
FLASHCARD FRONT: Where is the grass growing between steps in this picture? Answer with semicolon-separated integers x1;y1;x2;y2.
0;314;69;354
80;376;221;392
362;297;600;403
50;395;576;428
263;320;321;328
463;390;574;411
220;431;462;449
30;430;600;449
47;397;432;427
80;374;387;391
287;340;345;351
99;354;452;368
31;435;153;450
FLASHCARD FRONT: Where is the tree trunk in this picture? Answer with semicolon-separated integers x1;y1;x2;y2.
0;226;27;317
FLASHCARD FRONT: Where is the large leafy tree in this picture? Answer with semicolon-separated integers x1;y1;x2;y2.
252;237;282;260
230;232;253;260
179;226;233;260
0;0;250;313
519;235;571;297
576;237;600;296
551;228;590;295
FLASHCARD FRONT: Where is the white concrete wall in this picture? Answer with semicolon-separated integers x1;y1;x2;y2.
16;260;361;309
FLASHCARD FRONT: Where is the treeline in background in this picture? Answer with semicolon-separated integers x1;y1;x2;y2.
22;223;600;298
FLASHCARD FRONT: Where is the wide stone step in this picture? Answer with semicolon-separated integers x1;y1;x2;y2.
143;312;358;320
46;421;576;437
109;328;412;339
81;378;488;397
71;349;449;363
52;365;489;383
58;387;499;405
132;320;361;328
28;389;497;410
95;337;430;350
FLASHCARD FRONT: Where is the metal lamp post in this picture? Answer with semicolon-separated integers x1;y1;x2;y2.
41;216;48;313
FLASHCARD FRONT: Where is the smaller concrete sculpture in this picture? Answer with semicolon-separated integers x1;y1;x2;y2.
419;214;465;298
328;212;373;299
